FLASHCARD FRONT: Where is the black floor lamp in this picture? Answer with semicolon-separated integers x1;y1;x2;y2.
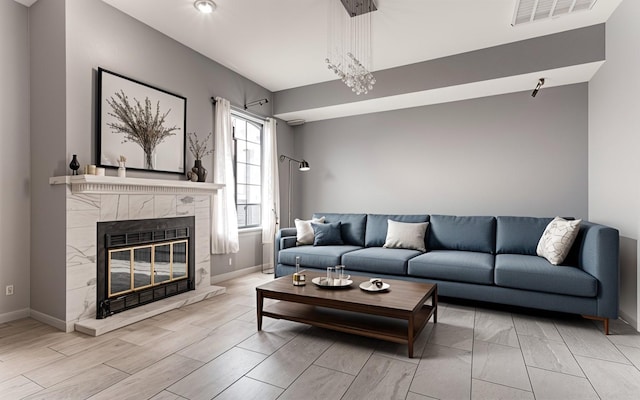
279;155;310;227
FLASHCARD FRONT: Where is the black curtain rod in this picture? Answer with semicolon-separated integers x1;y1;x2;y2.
210;96;270;122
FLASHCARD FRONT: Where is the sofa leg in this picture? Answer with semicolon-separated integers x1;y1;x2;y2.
582;315;610;335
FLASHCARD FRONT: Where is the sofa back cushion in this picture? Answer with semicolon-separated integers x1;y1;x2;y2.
428;215;496;254
496;216;554;255
313;213;367;247
365;214;429;247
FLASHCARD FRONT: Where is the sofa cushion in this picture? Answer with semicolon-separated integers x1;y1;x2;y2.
383;220;429;252
365;214;429;247
536;217;582;265
342;247;421;275
313;213;367;247
496;216;553;255
294;216;325;245
279;245;361;269
428;215;496;254
495;254;597;297
312;221;344;246
408;250;495;285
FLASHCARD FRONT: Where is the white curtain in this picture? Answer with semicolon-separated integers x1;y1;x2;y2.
212;97;239;254
261;118;280;270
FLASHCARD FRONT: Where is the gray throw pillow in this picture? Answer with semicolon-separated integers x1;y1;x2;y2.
311;221;344;246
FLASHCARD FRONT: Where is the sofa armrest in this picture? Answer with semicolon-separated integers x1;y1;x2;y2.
281;236;297;249
578;222;620;318
274;228;297;269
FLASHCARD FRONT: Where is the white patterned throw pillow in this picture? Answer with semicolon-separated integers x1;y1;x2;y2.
383;220;429;252
536;217;581;265
294;217;325;245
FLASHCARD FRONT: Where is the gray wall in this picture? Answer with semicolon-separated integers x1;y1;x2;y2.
295;84;588;219
0;0;31;320
25;0;288;321
30;0;68;321
589;0;640;328
65;0;273;180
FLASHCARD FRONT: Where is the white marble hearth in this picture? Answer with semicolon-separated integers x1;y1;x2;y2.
75;285;226;336
50;175;225;334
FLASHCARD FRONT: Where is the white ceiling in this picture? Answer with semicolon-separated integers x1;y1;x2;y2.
98;0;622;92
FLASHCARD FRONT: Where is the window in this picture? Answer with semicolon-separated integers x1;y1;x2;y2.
232;113;262;229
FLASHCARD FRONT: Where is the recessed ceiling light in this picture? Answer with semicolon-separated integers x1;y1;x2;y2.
194;0;216;14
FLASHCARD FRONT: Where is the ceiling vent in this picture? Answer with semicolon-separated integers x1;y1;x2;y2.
512;0;597;26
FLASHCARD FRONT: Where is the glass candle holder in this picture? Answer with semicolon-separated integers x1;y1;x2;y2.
326;266;335;286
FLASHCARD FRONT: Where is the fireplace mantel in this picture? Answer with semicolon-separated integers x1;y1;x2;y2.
50;174;223;194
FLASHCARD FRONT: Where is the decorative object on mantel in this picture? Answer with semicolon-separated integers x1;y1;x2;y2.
186;170;198;182
97;68;186;175
117;155;127;178
69;154;80;175
193;160;207;182
187;132;213;182
325;0;377;95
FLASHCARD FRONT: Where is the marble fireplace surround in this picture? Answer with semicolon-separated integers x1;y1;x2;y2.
50;175;226;336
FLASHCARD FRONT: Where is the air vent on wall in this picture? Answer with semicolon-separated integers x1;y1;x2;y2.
512;0;597;26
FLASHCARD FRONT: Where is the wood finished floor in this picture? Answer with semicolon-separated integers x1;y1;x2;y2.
2;272;640;399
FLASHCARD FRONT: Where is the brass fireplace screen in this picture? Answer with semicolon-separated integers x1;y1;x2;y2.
97;216;195;319
108;240;188;297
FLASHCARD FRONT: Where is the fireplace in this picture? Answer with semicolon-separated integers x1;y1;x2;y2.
96;216;195;319
49;174;224;334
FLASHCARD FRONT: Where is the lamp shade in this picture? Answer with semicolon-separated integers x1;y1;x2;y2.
299;160;310;171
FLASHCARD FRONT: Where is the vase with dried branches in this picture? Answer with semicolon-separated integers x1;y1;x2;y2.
106;90;179;170
187;132;213;182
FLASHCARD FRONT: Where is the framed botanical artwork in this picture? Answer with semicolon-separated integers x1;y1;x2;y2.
97;68;186;174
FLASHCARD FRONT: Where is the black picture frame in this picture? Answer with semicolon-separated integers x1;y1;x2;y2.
97;68;186;175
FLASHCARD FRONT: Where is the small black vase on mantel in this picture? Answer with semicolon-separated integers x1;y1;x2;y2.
193;160;207;182
69;154;80;175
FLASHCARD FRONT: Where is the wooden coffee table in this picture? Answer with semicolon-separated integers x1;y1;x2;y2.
256;272;437;358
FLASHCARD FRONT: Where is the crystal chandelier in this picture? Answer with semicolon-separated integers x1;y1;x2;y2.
325;0;377;95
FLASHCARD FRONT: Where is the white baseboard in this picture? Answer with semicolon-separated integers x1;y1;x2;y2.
30;309;71;332
619;309;638;331
0;308;30;324
210;264;266;284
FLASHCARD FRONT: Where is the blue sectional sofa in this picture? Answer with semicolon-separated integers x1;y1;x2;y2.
275;213;620;333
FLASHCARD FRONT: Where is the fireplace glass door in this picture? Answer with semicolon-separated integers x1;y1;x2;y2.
108;240;189;297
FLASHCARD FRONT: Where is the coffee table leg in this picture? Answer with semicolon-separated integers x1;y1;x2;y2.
408;316;415;358
433;287;438;324
256;289;264;331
